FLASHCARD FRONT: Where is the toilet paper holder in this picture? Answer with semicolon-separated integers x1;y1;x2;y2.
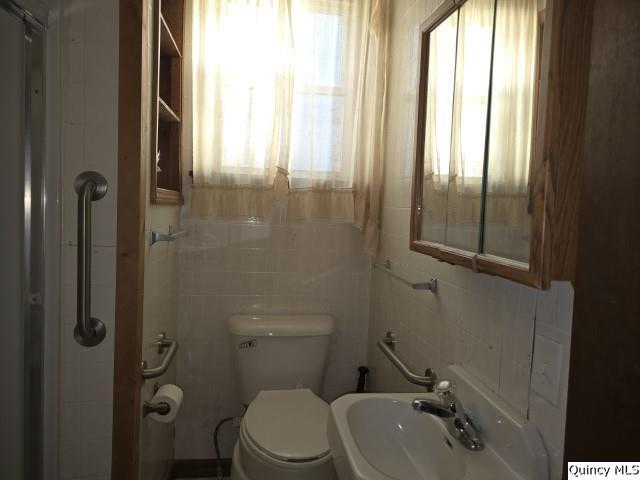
144;383;183;422
143;400;171;417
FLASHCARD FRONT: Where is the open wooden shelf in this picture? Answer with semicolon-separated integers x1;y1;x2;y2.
160;14;182;58
151;0;184;205
159;97;180;123
155;187;184;204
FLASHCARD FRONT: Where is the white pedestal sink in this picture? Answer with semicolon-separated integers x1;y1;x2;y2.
327;366;548;480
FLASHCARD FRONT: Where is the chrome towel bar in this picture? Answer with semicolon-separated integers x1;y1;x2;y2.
150;225;186;245
373;260;438;292
73;172;108;347
142;332;179;379
378;331;437;391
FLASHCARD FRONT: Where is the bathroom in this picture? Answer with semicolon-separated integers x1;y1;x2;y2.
1;0;638;479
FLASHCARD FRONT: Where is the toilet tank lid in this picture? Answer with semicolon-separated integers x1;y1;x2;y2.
227;315;334;337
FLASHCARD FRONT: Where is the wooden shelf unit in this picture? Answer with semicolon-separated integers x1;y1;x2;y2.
159;97;180;123
151;0;185;204
160;14;182;58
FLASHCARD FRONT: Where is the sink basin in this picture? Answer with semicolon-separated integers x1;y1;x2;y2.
345;396;466;480
328;393;527;480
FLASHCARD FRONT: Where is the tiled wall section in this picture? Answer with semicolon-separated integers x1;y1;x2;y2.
137;0;182;474
59;0;119;479
530;283;573;480
368;1;573;479
368;273;573;480
175;217;371;459
139;205;181;479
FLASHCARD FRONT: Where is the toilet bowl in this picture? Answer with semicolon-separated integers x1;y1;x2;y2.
231;389;337;480
226;315;338;480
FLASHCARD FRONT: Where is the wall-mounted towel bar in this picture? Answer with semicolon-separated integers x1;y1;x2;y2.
373;259;438;292
141;332;179;379
378;331;437;391
150;225;186;245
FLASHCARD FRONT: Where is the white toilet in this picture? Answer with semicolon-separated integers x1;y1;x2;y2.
227;314;338;480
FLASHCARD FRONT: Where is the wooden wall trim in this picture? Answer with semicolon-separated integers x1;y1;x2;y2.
546;0;595;282
564;0;640;470
112;0;148;478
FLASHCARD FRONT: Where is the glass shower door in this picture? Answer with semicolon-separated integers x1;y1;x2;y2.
0;4;46;479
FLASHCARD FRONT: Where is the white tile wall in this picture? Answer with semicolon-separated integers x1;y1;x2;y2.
138;0;182;473
368;1;574;480
531;283;573;480
139;205;181;480
174;216;371;459
59;0;119;478
61;0;181;477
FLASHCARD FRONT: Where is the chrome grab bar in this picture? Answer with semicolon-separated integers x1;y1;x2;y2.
378;331;437;391
141;332;179;379
73;172;108;347
373;260;438;292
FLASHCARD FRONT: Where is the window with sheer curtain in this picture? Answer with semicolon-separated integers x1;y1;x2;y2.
421;0;539;253
424;0;538;196
190;0;388;253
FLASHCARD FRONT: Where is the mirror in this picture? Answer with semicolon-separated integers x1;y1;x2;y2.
415;0;545;266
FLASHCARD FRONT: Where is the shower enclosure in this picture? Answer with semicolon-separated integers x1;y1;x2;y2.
0;1;59;478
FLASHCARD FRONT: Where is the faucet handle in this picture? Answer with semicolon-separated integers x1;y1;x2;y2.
435;380;454;394
435;380;457;407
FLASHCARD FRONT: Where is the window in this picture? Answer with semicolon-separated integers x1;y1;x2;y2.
290;9;346;180
190;0;388;250
216;3;281;174
192;0;354;188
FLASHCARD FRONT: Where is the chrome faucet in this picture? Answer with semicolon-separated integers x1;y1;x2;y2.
412;380;484;451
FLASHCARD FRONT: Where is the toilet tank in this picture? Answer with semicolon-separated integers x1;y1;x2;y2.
227;314;334;405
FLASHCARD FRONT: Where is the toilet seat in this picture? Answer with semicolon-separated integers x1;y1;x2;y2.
242;389;331;463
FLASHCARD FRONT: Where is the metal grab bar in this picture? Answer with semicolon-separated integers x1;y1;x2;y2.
378;331;437;391
73;172;108;347
373;260;438;292
142;333;179;379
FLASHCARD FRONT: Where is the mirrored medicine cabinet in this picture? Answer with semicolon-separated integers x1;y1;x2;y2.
410;0;590;289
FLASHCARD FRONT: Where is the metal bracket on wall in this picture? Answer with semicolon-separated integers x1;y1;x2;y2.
150;225;186;245
373;259;438;292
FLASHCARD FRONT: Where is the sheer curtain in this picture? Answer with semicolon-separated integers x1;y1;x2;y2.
483;0;539;261
487;0;538;196
420;11;457;243
449;0;494;195
443;0;495;250
422;0;538;225
423;11;457;193
191;0;389;253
